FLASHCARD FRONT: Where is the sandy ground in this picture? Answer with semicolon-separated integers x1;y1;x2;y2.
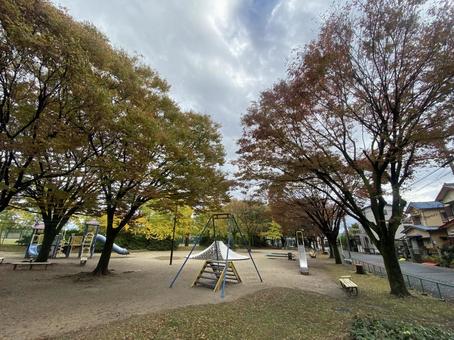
0;249;342;340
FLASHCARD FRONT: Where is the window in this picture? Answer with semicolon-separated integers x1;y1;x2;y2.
412;216;422;225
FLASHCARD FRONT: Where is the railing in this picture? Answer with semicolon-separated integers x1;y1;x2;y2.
346;258;454;301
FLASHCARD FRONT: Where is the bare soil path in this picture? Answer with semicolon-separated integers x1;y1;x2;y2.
0;249;341;340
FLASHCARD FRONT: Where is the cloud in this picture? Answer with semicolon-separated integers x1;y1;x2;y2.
53;0;331;160
52;0;454;203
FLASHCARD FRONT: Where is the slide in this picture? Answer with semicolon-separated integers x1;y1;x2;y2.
95;234;129;255
27;244;40;257
296;231;309;275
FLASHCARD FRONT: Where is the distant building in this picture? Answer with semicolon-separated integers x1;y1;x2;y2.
355;204;393;254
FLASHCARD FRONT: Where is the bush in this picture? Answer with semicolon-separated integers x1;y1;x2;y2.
350;317;454;340
114;232;177;251
439;244;454;268
16;233;32;246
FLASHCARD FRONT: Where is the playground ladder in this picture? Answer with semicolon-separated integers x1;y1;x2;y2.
192;260;242;292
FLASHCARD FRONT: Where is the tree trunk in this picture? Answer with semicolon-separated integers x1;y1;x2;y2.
379;238;410;297
328;237;342;264
93;228;116;275
184;235;189;247
328;243;334;258
35;224;57;262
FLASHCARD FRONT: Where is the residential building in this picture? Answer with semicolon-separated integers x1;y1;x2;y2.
405;201;446;226
403;200;451;260
435;183;454;222
355;204;394;254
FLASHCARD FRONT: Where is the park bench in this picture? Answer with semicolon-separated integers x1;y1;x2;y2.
339;275;358;296
10;261;53;271
0;257;4;264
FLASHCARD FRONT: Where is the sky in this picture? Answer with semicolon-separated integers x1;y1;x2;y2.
53;0;453;205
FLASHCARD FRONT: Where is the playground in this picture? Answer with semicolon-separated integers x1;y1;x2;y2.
0;248;338;339
0;246;452;339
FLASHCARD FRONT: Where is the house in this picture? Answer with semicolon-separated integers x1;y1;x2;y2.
355;204;397;254
439;220;454;246
405;201;446;226
402;200;450;261
401;224;447;259
435;183;454;222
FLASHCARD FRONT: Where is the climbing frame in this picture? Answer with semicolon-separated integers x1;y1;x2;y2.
192;260;242;292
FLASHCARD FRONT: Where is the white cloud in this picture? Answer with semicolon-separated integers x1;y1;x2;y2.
51;0;453;203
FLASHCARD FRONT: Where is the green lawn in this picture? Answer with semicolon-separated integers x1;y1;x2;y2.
58;261;454;339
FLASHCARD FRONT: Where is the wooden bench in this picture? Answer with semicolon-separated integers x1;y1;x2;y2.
339;275;358;296
11;261;53;271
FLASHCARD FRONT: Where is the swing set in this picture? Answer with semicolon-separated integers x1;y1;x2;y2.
169;213;263;298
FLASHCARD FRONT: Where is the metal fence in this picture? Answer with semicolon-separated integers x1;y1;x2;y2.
346;258;454;301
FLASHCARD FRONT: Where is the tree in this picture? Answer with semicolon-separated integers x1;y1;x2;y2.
237;0;453;296
225;199;272;247
130;204;197;246
0;208;34;244
90;61;228;274
4;0;132;262
0;0;106;211
262;220;283;241
270;183;344;264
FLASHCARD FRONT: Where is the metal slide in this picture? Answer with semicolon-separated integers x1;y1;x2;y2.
296;230;309;275
95;234;129;255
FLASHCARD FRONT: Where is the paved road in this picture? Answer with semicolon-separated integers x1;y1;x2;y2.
342;251;454;300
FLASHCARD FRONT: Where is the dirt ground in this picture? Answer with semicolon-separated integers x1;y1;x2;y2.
0;249;342;340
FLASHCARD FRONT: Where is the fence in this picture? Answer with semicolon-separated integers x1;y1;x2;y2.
346;258;454;301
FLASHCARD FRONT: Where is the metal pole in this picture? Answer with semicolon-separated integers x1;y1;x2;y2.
343;216;352;260
169;215;212;288
169;205;178;265
213;216;219;261
220;222;232;298
232;215;263;282
436;282;442;300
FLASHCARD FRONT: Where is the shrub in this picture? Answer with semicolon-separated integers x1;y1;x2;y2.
439;244;454;268
94;232;177;252
350;317;454;340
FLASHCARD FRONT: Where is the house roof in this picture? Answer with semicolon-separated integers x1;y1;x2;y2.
403;224;440;233
405;201;444;213
439;219;454;230
435;183;454;201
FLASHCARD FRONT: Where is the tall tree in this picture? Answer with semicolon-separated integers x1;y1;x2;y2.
270;183;344;264
91;63;228;274
0;0;104;211
237;0;453;296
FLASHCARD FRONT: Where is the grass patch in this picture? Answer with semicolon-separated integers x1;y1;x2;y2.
56;257;454;340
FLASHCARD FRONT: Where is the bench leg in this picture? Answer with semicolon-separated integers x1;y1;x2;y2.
13;264;17;270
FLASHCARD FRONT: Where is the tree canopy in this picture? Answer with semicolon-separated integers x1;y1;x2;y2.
237;0;453;296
